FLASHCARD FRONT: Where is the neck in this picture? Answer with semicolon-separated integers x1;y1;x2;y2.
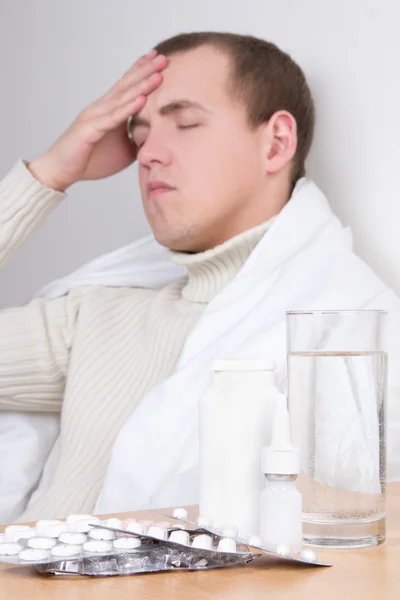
168;216;276;303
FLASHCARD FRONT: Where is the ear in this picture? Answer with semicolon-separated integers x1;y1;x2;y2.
262;111;298;174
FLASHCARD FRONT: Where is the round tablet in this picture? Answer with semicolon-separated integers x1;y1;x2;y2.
88;528;116;541
0;543;23;556
36;520;62;535
192;534;213;551
113;537;142;550
66;514;95;527
12;529;37;542
58;532;87;545
222;526;238;539
105;518;122;529
147;525;167;540
44;523;69;538
169;530;190;546
83;540;113;554
4;525;31;542
19;548;50;562
196;516;211;528
217;538;237;553
172;508;188;520
126;521;147;535
51;544;82;558
74;517;102;533
27;537;56;550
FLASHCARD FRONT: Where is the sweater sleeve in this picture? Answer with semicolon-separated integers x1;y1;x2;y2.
0;159;79;412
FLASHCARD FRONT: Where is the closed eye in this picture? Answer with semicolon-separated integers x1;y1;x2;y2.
177;124;199;129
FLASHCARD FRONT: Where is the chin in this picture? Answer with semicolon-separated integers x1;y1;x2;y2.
152;225;202;253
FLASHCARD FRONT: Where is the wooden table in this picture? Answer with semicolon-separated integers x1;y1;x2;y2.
1;484;400;600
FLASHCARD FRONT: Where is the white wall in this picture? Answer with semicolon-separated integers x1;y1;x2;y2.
0;0;399;307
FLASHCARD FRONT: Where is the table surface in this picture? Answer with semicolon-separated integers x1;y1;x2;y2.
1;484;400;600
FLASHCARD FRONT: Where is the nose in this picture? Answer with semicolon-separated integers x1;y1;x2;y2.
137;129;171;168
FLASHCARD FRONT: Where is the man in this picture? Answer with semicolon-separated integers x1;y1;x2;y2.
0;32;399;521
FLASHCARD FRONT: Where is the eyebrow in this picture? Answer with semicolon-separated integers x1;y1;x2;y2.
129;99;210;130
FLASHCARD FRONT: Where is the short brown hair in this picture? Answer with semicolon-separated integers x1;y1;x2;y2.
155;32;315;184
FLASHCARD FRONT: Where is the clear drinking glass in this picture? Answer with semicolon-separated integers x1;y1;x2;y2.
286;310;387;548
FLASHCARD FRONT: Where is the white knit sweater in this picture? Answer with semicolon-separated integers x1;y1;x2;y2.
0;159;274;520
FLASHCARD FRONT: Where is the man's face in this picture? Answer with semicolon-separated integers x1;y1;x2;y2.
131;45;267;252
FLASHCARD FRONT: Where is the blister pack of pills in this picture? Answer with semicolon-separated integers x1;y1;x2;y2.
0;514;257;577
164;508;332;567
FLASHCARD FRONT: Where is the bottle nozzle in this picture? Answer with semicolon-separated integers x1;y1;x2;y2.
262;393;300;475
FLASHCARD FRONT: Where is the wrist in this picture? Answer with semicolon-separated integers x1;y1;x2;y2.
27;156;69;192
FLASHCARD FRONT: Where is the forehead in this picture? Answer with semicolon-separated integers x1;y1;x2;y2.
141;45;233;115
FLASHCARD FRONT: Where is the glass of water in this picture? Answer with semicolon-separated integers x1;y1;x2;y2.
286;310;387;548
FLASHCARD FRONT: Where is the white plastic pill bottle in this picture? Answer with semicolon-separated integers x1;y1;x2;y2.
199;359;280;538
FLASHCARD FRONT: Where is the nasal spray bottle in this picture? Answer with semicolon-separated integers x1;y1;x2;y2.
260;393;302;554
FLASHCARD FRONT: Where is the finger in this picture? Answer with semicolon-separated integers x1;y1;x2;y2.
131;48;157;70
93;72;163;120
104;54;167;101
91;95;147;135
118;72;163;107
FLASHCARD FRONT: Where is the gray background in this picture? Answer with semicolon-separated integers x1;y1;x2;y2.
0;0;398;307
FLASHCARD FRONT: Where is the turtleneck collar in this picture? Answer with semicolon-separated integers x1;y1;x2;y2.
167;217;276;303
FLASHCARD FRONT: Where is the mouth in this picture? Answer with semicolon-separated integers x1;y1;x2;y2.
147;180;176;200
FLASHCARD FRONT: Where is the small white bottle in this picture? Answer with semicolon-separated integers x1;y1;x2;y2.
199;359;280;539
260;394;302;554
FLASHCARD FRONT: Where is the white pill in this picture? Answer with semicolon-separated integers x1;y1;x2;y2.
66;514;96;527
196;516;211;528
11;528;37;542
299;549;318;563
172;508;188;520
83;540;113;554
217;538;237;553
36;520;62;535
113;537;142;550
222;525;238;539
105;517;123;529
247;535;263;548
51;544;82;558
212;519;224;531
44;523;69;538
27;537;56;550
169;530;190;546
4;525;31;541
89;528;116;541
58;532;87;545
0;543;23;556
275;544;291;557
192;534;213;551
74;517;102;533
126;521;147;536
147;525;167;540
19;548;50;562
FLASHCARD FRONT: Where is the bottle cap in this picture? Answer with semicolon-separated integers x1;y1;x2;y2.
213;359;276;372
262;394;300;475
